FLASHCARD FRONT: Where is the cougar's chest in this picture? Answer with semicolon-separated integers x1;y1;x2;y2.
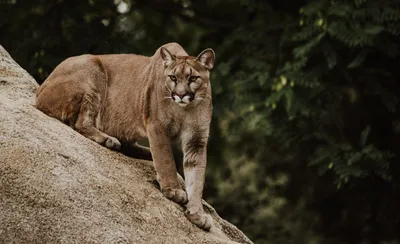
162;109;204;142
163;115;183;139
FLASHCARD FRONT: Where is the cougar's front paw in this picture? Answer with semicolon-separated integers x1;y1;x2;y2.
162;187;188;205
184;209;212;231
104;136;121;151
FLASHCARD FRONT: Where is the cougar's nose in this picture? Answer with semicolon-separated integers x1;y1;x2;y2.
175;91;188;99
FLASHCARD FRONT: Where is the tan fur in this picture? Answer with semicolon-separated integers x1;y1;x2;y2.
35;42;215;230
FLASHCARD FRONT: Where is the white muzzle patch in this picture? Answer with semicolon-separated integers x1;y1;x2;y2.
173;95;191;107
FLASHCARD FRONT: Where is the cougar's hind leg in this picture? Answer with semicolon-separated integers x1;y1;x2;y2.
74;59;121;151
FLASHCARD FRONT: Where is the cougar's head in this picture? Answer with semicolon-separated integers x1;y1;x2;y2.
160;47;215;107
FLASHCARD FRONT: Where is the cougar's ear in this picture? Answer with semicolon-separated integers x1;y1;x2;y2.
197;48;215;70
160;47;175;68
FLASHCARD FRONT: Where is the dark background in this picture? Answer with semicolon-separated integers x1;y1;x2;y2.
2;0;400;243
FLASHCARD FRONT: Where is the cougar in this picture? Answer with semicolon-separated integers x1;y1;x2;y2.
35;42;215;230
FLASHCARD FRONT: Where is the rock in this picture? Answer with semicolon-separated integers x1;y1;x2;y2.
0;46;253;244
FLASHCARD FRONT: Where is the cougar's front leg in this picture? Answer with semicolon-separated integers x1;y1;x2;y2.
182;130;212;230
147;124;188;205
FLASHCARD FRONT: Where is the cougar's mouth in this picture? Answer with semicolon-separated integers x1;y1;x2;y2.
171;92;194;107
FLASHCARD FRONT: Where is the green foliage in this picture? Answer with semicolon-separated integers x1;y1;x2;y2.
0;0;122;81
207;0;400;242
274;0;400;186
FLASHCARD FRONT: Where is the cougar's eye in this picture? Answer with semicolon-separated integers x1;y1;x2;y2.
169;75;177;82
188;76;199;83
